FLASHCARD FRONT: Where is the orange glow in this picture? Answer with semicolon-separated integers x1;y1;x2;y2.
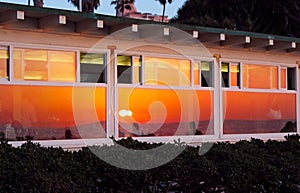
193;62;200;85
118;87;213;136
14;49;76;82
133;56;141;84
0;85;106;139
0;49;8;78
243;64;278;89
144;57;191;86
49;51;76;82
223;91;296;134
280;68;287;89
230;64;239;87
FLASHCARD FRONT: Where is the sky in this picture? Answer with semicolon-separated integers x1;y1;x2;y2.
0;0;186;19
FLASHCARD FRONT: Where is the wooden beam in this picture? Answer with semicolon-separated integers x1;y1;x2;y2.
0;10;23;25
244;38;270;49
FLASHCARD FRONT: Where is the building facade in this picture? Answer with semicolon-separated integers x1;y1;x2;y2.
0;3;299;148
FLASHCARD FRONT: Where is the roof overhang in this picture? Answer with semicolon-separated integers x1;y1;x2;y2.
1;2;300;54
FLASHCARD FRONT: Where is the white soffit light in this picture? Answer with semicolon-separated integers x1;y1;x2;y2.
132;24;138;32
193;31;199;38
269;39;274;46
17;10;24;20
292;42;296;48
220;33;225;41
245;36;251;43
97;20;104;28
164;27;170;36
59;15;66;24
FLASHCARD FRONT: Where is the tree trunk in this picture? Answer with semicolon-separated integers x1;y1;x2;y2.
162;4;166;22
33;0;44;7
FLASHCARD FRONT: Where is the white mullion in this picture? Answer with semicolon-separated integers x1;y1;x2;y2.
47;51;50;81
191;59;194;87
21;49;25;80
238;63;241;89
199;61;202;87
141;55;144;85
76;51;80;83
9;45;14;82
297;67;300;134
131;56;134;84
228;62;232;88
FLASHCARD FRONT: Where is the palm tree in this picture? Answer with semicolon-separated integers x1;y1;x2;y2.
68;0;100;12
28;0;44;7
156;0;173;23
111;0;135;16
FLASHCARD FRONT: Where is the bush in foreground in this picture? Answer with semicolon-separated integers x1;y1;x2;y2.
0;135;299;193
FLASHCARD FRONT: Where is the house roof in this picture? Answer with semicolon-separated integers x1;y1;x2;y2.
1;2;300;54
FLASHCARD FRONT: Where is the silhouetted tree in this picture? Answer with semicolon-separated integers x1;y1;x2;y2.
111;0;135;16
68;0;100;12
28;0;44;7
173;0;300;37
156;0;173;23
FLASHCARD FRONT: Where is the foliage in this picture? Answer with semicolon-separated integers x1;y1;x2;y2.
111;0;135;16
0;135;299;192
173;0;300;37
28;0;44;7
68;0;100;12
156;0;173;23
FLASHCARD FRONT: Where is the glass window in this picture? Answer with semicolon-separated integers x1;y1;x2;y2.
144;57;191;86
242;64;278;89
14;48;76;82
23;49;48;81
49;51;75;82
0;46;9;79
221;62;229;87
230;63;240;87
280;68;287;89
193;62;200;85
201;61;213;87
80;53;106;83
117;55;133;84
222;62;240;88
133;56;142;84
287;67;296;90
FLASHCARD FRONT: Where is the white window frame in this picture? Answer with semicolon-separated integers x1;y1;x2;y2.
0;45;9;82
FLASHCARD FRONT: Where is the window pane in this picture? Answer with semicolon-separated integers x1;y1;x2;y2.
0;47;8;79
80;53;106;83
117;55;132;84
14;48;76;82
49;51;75;82
223;91;296;134
230;63;240;87
133;56;141;84
193;62;200;85
201;61;213;87
280;68;287;89
221;62;229;87
242;64;278;89
287;67;296;90
118;88;214;137
24;49;48;81
13;49;22;80
180;60;191;86
144;57;191;86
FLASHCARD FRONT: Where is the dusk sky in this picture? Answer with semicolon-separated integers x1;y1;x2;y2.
0;0;186;19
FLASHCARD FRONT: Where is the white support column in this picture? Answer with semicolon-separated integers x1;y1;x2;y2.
213;54;222;140
297;62;300;134
107;45;117;139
